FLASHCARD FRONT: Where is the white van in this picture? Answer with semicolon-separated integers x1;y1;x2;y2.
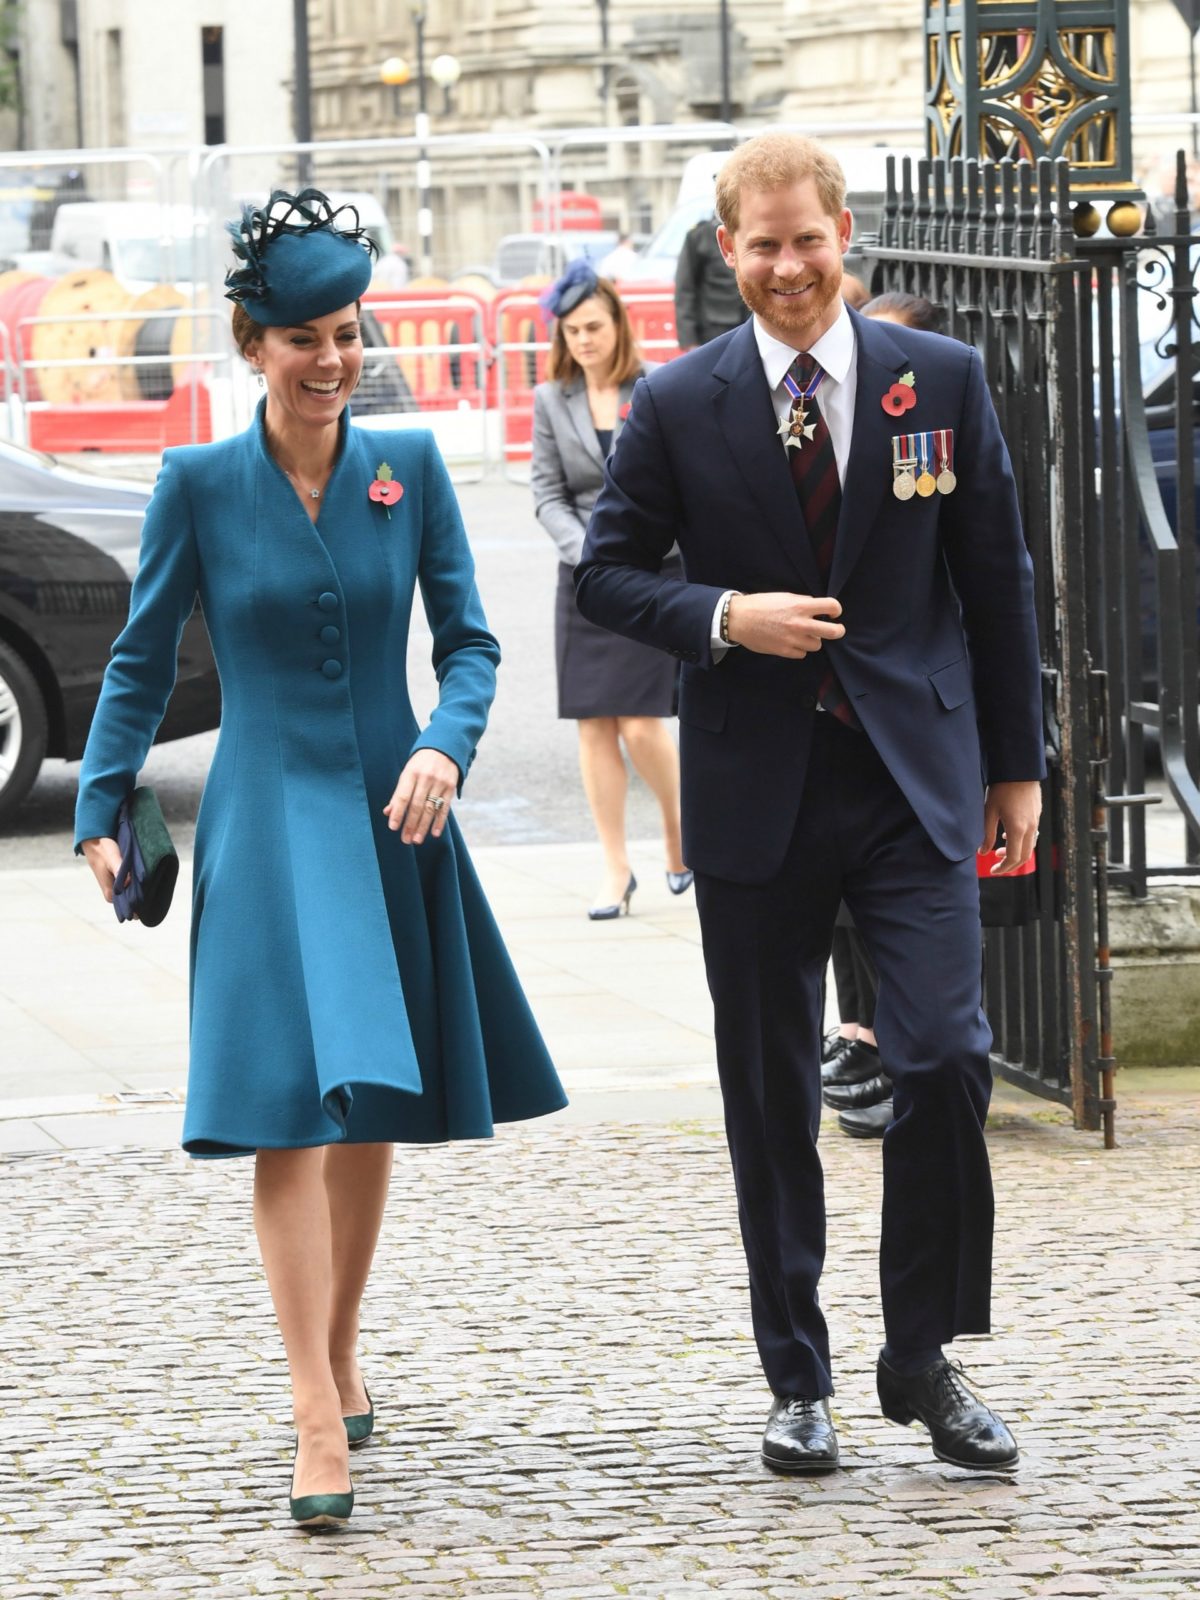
49;202;205;291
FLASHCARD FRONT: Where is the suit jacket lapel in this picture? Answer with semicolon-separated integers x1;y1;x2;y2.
830;309;911;595
711;321;820;592
564;380;605;471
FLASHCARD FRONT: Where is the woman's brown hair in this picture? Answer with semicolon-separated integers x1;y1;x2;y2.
546;277;642;387
231;300;363;357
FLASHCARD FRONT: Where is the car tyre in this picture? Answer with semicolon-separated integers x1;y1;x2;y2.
0;638;49;828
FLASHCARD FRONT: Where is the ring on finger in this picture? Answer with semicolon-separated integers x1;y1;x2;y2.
426;794;446;812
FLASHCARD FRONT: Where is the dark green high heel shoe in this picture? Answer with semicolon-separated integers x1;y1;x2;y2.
289;1439;354;1529
344;1389;374;1448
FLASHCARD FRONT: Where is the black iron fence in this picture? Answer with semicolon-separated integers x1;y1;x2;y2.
865;151;1199;1138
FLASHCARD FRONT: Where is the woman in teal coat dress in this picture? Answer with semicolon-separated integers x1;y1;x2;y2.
75;192;566;1528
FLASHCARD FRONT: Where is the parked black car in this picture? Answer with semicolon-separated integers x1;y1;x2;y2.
0;440;220;828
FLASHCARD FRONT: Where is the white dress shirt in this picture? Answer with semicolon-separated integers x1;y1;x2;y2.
711;301;859;654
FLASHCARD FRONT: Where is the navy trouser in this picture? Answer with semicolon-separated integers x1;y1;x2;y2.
694;713;994;1399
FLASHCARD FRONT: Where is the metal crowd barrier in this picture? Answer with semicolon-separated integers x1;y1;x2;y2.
0;286;682;469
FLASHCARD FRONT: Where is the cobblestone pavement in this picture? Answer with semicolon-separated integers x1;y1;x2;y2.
2;1091;1198;1600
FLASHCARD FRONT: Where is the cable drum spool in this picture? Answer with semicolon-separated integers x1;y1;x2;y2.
30;270;132;405
0;273;54;400
116;285;186;400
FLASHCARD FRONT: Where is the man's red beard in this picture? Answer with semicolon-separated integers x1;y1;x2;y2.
735;264;843;342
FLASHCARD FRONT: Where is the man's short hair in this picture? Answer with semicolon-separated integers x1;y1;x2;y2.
715;132;847;234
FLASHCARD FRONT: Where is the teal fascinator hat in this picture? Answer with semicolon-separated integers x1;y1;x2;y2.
224;188;377;326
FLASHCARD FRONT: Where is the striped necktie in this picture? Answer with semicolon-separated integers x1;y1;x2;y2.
785;353;860;729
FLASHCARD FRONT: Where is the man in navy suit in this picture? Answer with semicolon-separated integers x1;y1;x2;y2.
576;132;1044;1473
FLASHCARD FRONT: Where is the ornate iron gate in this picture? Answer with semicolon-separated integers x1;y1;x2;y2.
865;150;1199;1141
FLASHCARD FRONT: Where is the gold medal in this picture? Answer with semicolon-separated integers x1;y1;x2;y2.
936;469;957;495
916;471;937;498
893;471;916;501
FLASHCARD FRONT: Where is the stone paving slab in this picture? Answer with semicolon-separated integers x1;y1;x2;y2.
1;1091;1197;1598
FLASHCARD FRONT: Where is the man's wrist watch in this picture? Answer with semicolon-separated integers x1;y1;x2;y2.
719;591;739;645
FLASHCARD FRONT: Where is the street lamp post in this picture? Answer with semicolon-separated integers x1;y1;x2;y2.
293;0;314;184
718;0;731;125
381;13;458;280
596;0;611;120
411;3;433;278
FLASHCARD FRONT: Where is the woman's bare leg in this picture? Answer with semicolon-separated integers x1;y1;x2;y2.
617;716;686;874
254;1147;350;1497
577;716;633;905
323;1141;394;1417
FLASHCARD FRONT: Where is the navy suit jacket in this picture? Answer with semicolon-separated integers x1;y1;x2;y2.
575;308;1046;884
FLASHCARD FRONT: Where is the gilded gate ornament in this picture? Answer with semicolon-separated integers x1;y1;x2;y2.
924;0;1142;224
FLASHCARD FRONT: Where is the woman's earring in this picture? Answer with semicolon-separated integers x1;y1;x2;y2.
255;369;265;389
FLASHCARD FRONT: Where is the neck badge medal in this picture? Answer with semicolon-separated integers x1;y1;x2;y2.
779;361;826;452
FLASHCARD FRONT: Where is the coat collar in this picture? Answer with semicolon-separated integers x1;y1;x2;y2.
561;370;645;469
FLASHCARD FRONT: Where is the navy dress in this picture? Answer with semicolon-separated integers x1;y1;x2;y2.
75;403;567;1157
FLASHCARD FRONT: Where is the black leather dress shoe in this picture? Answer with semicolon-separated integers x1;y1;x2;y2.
821;1039;883;1088
821;1029;854;1066
761;1395;839;1474
877;1355;1019;1469
837;1098;893;1138
823;1071;890;1111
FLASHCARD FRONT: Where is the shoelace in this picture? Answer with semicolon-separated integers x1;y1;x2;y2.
932;1359;979;1410
781;1397;824;1419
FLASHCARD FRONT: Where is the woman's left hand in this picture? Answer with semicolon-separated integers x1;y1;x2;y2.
384;749;461;844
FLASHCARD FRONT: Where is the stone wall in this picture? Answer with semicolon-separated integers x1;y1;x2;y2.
1110;886;1200;1068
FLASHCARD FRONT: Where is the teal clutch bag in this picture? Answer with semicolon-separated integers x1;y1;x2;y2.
112;786;178;927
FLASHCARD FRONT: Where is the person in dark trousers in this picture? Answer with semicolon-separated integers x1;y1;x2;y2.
674;211;750;349
578;130;1043;1477
827;288;952;1139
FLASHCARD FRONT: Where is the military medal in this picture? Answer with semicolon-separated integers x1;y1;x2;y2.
779;361;826;451
935;428;956;495
915;432;937;498
892;434;917;500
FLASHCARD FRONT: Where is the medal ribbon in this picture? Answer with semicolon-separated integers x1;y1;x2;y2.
916;432;932;479
782;362;826;409
936;429;954;476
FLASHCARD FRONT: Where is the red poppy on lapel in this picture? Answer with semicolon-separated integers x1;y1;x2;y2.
619;401;632;421
369;461;403;519
882;371;918;416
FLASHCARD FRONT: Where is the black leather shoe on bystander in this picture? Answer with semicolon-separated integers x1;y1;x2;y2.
837;1098;893;1138
822;1071;891;1112
761;1395;839;1474
821;1038;883;1088
877;1354;1019;1469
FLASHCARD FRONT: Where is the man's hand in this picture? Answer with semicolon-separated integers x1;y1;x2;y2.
982;780;1042;875
726;593;845;659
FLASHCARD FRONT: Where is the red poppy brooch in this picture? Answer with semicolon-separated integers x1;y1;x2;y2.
619;401;632;421
881;371;917;417
369;461;403;519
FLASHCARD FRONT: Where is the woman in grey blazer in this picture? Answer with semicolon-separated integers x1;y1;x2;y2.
531;265;692;919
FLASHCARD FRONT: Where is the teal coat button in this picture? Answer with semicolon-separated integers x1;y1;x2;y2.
319;625;340;644
318;591;338;612
321;658;343;679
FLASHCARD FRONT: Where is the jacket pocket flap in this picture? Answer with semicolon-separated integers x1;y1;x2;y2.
678;684;728;733
929;656;972;711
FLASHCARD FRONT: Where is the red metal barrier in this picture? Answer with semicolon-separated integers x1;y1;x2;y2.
615;284;682;362
362;289;488;412
0;276;53;401
490;290;551;464
27;380;213;453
